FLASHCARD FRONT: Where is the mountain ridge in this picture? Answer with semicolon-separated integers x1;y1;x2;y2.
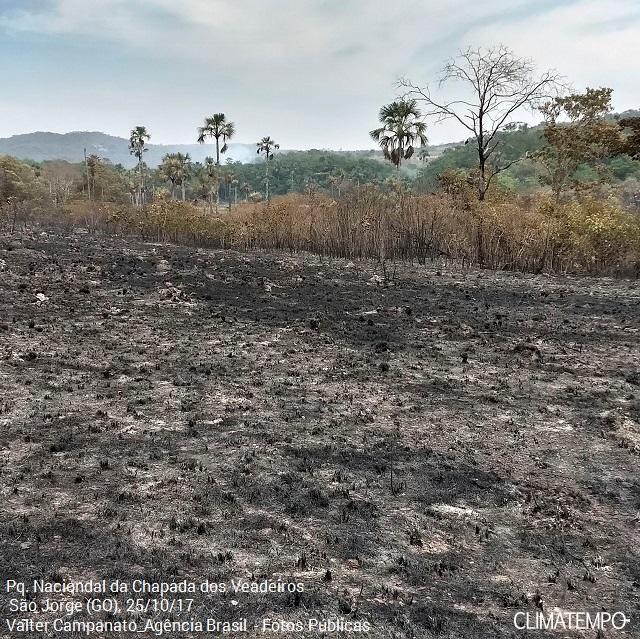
0;131;262;167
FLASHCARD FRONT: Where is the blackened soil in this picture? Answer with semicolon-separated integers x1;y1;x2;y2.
0;230;639;638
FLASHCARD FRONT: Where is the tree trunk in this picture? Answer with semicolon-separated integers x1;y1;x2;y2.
11;202;18;233
476;107;488;201
265;160;270;202
478;145;487;202
139;157;145;206
477;220;484;265
84;148;91;202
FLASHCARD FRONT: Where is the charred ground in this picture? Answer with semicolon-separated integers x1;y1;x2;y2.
0;230;639;638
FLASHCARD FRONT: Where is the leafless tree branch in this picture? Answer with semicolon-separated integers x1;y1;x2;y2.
398;45;566;202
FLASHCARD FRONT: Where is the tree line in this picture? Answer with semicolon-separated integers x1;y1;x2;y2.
128;115;284;208
2;46;639;216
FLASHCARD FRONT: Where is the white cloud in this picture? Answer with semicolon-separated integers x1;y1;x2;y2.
468;0;640;111
0;0;638;147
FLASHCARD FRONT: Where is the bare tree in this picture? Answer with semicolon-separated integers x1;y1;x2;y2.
41;161;81;207
399;46;563;201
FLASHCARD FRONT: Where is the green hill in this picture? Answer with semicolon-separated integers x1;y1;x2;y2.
0;131;259;167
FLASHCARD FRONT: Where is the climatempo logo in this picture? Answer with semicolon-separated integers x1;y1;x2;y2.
514;610;632;632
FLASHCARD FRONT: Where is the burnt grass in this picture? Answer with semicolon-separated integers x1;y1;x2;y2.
0;228;639;638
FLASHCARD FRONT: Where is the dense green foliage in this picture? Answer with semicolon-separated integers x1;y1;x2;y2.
415;123;640;193
0;150;397;207
3;132;639;207
0;155;45;201
218;150;394;198
415;126;546;191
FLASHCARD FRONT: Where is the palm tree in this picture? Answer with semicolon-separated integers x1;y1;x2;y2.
159;153;191;200
203;156;221;212
240;182;251;202
175;152;191;201
370;100;427;169
197;114;235;166
129;126;150;205
256;136;280;201
223;171;236;210
159;154;179;199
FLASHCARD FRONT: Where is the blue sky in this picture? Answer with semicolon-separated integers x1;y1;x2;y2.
0;0;638;148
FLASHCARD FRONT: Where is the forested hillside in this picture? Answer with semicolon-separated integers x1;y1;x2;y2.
416;109;640;192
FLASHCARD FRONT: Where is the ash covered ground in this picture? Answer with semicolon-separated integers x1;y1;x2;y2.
0;230;639;638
